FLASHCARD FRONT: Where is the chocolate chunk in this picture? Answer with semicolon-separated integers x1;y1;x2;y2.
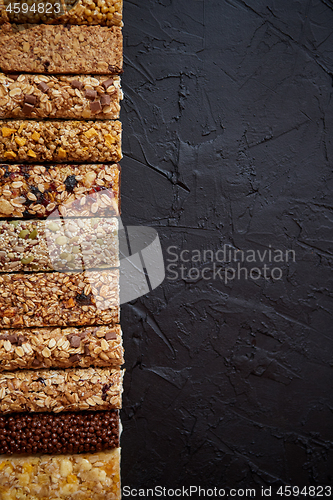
32;358;42;368
64;174;78;192
84;345;90;355
70;80;83;90
102;78;114;90
90;100;102;113
7;334;18;344
100;94;111;106
85;89;97;100
68;354;81;363
105;331;117;341
24;94;37;106
22;103;34;115
69;335;81;348
6;74;18;81
17;336;27;346
78;331;88;338
38;82;50;93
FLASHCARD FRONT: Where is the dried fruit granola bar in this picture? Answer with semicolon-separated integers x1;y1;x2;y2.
0;73;122;119
0;366;123;413
0;120;122;163
0;448;121;499
0;0;123;26
0;24;122;74
0;410;120;455
0;324;123;371
0;163;120;218
0;270;119;328
0;218;119;272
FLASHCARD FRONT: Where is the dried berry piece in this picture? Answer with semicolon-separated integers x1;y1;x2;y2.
76;293;92;305
64;175;77;192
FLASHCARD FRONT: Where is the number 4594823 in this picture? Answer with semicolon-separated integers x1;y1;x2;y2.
277;486;332;497
6;3;61;14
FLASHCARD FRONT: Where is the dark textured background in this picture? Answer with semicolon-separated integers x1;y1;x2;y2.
120;0;333;494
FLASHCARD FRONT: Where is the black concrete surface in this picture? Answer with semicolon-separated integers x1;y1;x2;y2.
120;0;333;495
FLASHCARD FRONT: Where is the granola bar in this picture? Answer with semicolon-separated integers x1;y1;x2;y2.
0;73;122;119
0;448;121;499
0;410;119;455
0;218;119;272
0;270;119;328
0;366;123;413
0;0;123;26
0;120;122;163
0;163;120;218
0;24;123;74
0;325;123;371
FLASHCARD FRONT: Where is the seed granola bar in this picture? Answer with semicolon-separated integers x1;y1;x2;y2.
0;218;119;272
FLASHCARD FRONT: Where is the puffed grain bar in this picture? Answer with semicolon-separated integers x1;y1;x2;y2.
0;120;122;163
0;163;120;218
0;0;123;26
0;367;123;413
0;410;120;455
0;73;122;119
0;270;119;328
0;325;123;371
0;218;119;272
0;448;121;499
0;24;123;74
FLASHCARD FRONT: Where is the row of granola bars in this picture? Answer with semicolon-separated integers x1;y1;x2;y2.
0;3;124;498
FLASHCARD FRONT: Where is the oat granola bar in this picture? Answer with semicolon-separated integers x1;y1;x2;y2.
0;73;122;119
0;410;119;455
0;218;119;272
0;163;120;218
0;120;122;163
0;366;123;413
0;0;123;26
0;24;122;74
0;270;119;328
0;448;121;499
0;324;123;371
